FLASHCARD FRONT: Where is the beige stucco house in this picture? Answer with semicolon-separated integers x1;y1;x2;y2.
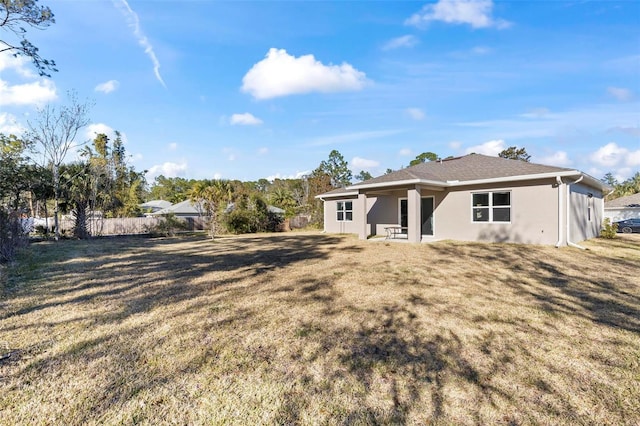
317;154;611;247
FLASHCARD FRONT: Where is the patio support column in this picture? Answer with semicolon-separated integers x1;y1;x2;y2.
358;192;368;240
407;186;421;243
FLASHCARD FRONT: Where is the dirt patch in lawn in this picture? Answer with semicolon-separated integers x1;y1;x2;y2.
1;233;639;425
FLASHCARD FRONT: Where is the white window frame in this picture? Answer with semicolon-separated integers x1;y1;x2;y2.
471;191;511;223
336;200;353;222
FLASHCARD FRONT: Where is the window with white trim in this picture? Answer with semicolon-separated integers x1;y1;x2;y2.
337;201;353;222
472;191;511;222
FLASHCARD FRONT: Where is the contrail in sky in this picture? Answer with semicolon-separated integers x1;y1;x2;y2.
114;0;166;88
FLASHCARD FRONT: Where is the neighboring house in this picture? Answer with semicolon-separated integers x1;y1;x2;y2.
317;154;611;247
223;203;286;216
140;200;173;214
604;193;640;222
150;199;205;217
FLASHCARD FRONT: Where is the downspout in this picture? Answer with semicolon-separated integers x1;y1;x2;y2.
318;197;327;233
566;176;586;250
555;176;563;248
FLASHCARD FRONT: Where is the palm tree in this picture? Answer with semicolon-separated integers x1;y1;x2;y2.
61;162;93;239
189;179;234;239
269;186;296;215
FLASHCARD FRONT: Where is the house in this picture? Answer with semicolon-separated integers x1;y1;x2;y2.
317;154;611;247
604;193;640;222
150;199;205;217
140;200;173;214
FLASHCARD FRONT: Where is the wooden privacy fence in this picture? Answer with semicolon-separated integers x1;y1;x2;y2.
57;216;208;236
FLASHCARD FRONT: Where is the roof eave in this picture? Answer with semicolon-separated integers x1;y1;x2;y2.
347;178;439;191
445;170;581;187
314;191;359;199
319;170;611;197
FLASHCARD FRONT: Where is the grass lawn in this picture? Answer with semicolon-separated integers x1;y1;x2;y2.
1;232;639;425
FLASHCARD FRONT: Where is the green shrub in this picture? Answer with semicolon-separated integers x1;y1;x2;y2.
223;194;284;234
600;218;618;239
225;209;256;234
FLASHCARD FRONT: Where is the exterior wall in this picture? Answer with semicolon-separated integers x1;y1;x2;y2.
605;208;640;222
323;196;374;235
434;179;560;245
322;177;604;245
367;193;400;236
569;183;604;243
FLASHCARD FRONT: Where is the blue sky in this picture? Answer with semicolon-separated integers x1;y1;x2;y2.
1;0;639;183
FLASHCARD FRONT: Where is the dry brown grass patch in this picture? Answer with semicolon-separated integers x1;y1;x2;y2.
1;233;639;425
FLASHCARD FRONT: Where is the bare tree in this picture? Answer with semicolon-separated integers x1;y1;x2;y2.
27;93;91;239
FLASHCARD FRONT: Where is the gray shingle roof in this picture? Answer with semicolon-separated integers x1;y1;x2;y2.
152;199;204;215
140;200;172;210
605;193;640;208
351;153;574;187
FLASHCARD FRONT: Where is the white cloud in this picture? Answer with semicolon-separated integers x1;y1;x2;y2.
258;147;269;155
266;171;310;181
399;148;412;156
627;151;640;167
449;141;462;149
0;52;56;107
0;112;25;135
592;166;634;182
168;142;178;151
406;107;426;121
230;112;263;126
607;86;633;102
114;0;166;87
464;139;506;156
406;0;511;29
85;123;116;141
539;151;572;167
147;161;187;178
382;35;419;51
0;79;57;106
0;54;57;108
95;80;119;94
590;142;640;168
351;157;380;170
0;53;36;78
590;142;627;168
241;48;368;100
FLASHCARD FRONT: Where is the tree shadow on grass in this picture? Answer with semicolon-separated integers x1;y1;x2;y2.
2;234;359;326
274;302;518;424
427;240;640;335
3;234;638;424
